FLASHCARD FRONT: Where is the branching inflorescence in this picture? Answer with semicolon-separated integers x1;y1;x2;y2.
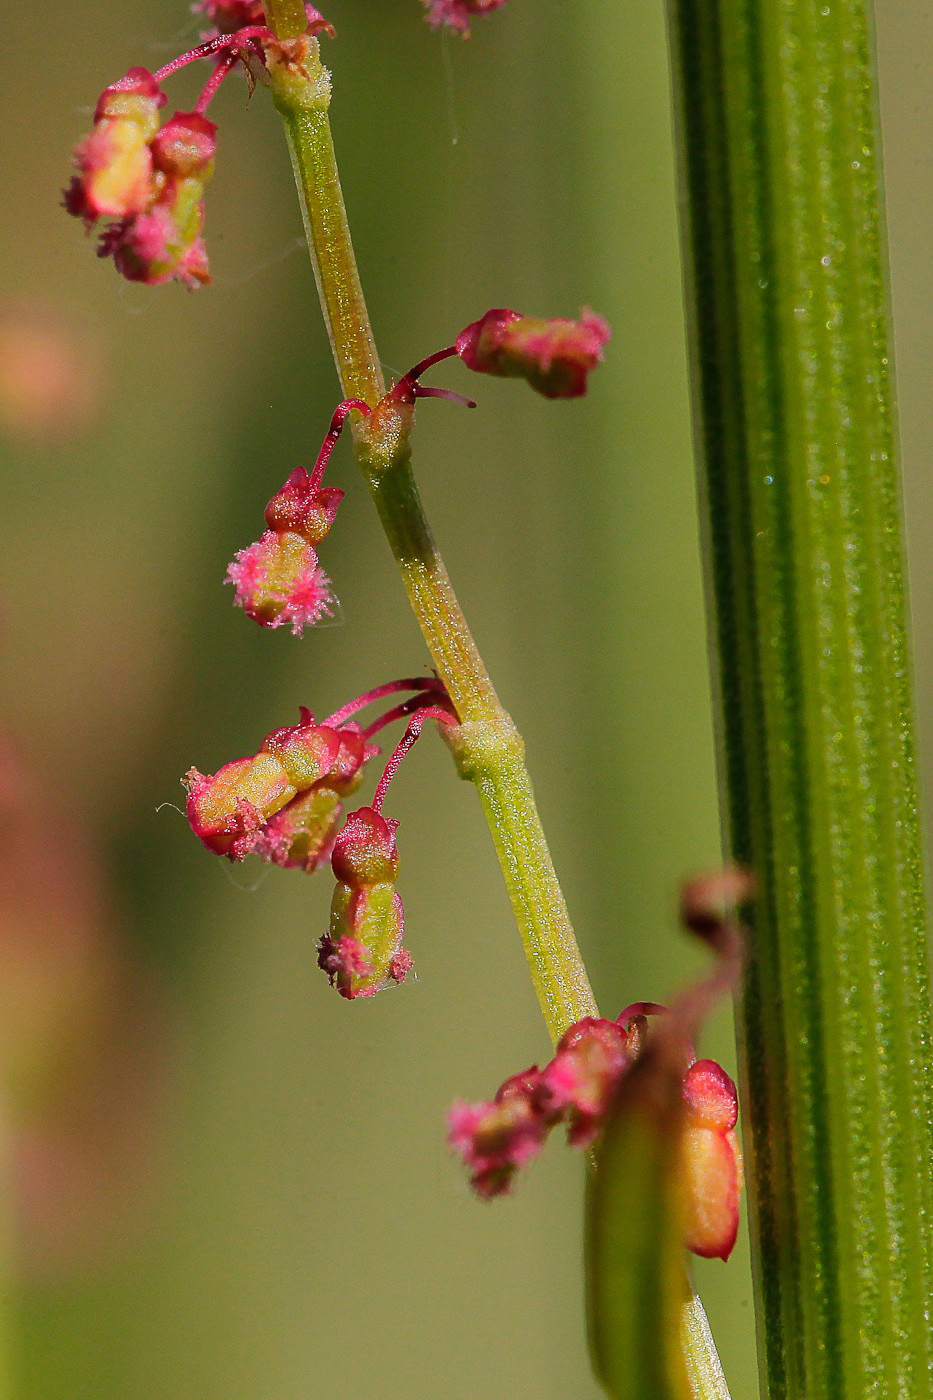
64;0;745;1386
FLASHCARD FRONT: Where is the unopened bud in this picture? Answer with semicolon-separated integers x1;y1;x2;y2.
184;754;296;859
65;69;165;224
322;808;410;998
264;468;344;545
150;112;217;178
456;307;610;399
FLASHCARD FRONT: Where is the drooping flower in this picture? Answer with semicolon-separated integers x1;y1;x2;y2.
319;807;411;999
422;0;512;38
456;307;610;398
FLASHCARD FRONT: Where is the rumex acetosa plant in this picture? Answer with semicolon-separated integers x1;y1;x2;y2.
58;2;750;1393
64;1;933;1396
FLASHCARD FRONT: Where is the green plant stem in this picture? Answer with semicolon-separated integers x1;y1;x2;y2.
264;26;729;1396
668;1;933;1395
264;36;595;1046
264;0;307;41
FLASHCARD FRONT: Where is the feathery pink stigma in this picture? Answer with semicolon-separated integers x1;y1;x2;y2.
225;531;334;635
422;0;511;37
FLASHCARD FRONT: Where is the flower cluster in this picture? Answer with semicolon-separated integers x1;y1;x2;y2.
63;10;336;288
422;0;512;37
449;1005;743;1260
64;70;216;288
184;681;455;995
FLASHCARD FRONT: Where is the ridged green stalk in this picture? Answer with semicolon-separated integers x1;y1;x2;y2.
667;2;933;1395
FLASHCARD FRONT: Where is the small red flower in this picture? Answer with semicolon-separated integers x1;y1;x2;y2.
456;307;610;398
226;531;334;634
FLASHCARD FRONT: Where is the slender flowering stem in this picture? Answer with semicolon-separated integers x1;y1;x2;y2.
262;20;728;1393
322;676;438;731
371;707;456;813
194;54;238;116
308;398;370;491
262;28;598;1047
152;28;271;84
361;695;443;742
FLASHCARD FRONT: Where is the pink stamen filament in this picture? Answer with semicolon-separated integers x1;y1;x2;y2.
414;385;476;409
308;399;371;492
195;53;238;114
322;676;441;731
371;707;457;814
361;694;450;741
153;26;272;84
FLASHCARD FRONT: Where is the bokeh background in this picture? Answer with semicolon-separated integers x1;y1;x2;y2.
1;1;930;1395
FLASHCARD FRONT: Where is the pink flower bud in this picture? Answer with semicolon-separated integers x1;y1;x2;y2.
225;530;334;634
264;469;344;545
682;1059;738;1133
331;807;399;886
64;69;165;224
321;808;410;998
538;1018;631;1146
456;307;610;399
259;713;342;789
184;755;296;859
150;112;217;178
422;0;511;37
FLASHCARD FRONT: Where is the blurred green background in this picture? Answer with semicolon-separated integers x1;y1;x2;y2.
1;0;929;1395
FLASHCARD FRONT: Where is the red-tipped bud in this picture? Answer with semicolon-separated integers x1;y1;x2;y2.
150;112;217;178
322;808;409;998
456;307;610;399
65;69;165;224
184;754;296;859
681;1125;743;1261
225;530;334;634
260;714;341;789
682;1059;738;1133
331;807;399;885
422;0;510;36
264;468;345;545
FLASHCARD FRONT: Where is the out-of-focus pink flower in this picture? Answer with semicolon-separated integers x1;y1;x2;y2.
0;304;103;444
456;307;610;398
422;0;511;37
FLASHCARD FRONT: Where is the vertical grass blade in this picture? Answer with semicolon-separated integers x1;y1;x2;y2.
666;2;933;1394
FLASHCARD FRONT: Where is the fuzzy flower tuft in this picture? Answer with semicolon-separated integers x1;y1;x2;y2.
226;530;334;635
422;0;511;37
456;307;610;398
